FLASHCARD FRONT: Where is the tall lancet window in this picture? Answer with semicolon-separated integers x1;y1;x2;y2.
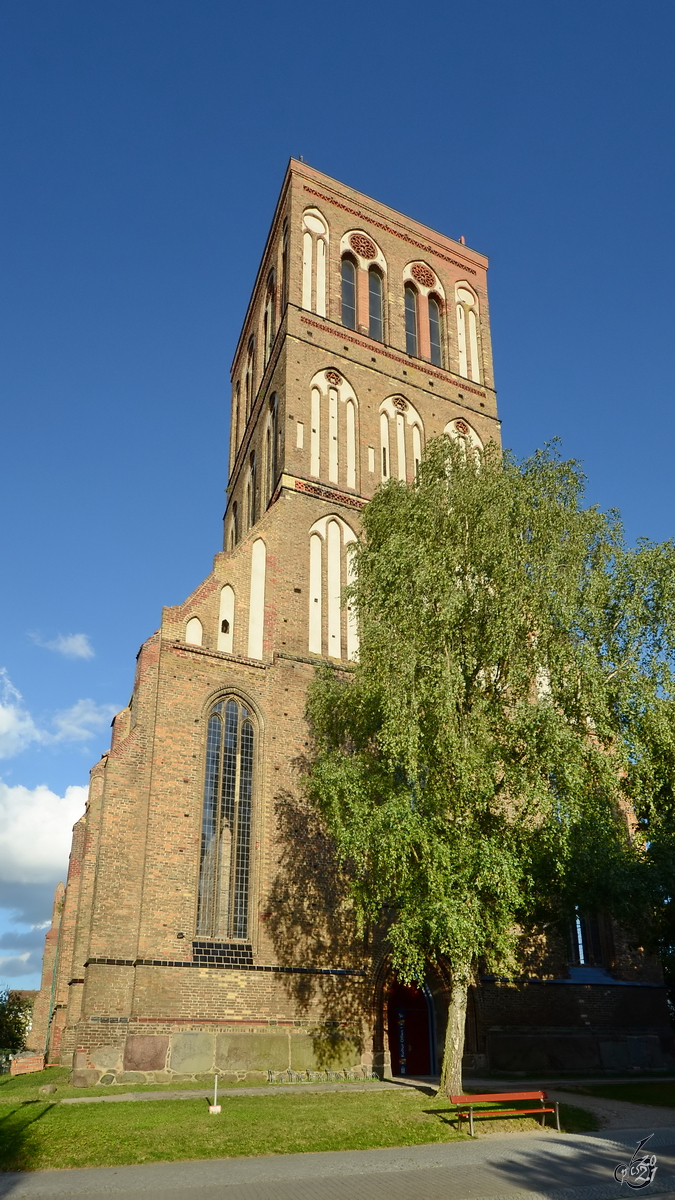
368;268;383;341
404;284;418;356
341;257;357;329
196;697;255;940
428;296;443;367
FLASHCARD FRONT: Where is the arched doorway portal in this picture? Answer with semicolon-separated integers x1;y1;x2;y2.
387;980;435;1076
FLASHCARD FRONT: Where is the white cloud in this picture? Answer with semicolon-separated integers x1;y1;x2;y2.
51;698;117;743
0;951;38;980
30;632;95;659
0;670;41;760
0;670;118;759
0;780;88;884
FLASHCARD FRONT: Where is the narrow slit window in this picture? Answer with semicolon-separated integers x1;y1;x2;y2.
404;285;418;356
341;258;356;330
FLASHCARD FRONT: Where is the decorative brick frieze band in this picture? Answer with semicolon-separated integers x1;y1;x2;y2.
303;186;478;274
299;315;489;399
292;477;366;510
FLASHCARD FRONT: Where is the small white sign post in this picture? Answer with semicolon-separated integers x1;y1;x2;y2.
209;1072;221;1114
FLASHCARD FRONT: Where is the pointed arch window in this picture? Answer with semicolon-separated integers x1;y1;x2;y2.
368;268;383;341
341;258;357;330
428;296;443;367
196;697;255;940
404;284;418;356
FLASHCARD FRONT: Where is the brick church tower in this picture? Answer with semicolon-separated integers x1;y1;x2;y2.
31;162;671;1083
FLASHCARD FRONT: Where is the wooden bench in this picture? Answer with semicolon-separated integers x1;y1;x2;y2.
450;1090;560;1137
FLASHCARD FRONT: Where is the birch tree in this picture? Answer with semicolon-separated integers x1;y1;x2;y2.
304;438;675;1094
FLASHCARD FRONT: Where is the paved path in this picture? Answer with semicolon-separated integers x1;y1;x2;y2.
24;1075;675;1109
1;1127;674;1199
57;1081;421;1106
468;1078;675;1132
549;1088;675;1131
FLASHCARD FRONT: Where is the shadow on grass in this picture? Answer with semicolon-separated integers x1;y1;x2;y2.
0;1102;56;1181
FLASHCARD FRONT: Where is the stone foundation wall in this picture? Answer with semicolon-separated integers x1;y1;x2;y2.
71;1026;370;1087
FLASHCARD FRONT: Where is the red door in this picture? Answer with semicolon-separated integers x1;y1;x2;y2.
387;981;431;1076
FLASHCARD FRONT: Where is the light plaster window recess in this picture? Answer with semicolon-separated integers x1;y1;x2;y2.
186;617;203;646
379;396;424;483
309;369;359;490
444;417;483;463
218;586;235;653
301;209;329;315
455;283;481;382
307;515;359;661
247;539;266;660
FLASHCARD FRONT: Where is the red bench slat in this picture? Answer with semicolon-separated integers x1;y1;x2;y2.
456;1107;555;1117
450;1091;547;1103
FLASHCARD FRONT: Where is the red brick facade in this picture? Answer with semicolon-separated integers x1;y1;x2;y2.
29;162;672;1083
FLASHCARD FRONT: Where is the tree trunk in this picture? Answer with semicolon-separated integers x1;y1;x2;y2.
438;971;470;1097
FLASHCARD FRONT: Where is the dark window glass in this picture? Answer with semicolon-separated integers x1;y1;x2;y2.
341;258;356;329
196;709;223;936
249;453;257;527
405;285;418;356
196;699;255;940
232;718;254;938
368;269;383;341
281;220;289;309
429;297;442;367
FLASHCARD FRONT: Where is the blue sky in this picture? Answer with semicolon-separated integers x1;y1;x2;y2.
1;0;674;988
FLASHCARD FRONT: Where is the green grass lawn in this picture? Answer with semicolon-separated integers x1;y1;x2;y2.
0;1088;597;1172
564;1082;675;1108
